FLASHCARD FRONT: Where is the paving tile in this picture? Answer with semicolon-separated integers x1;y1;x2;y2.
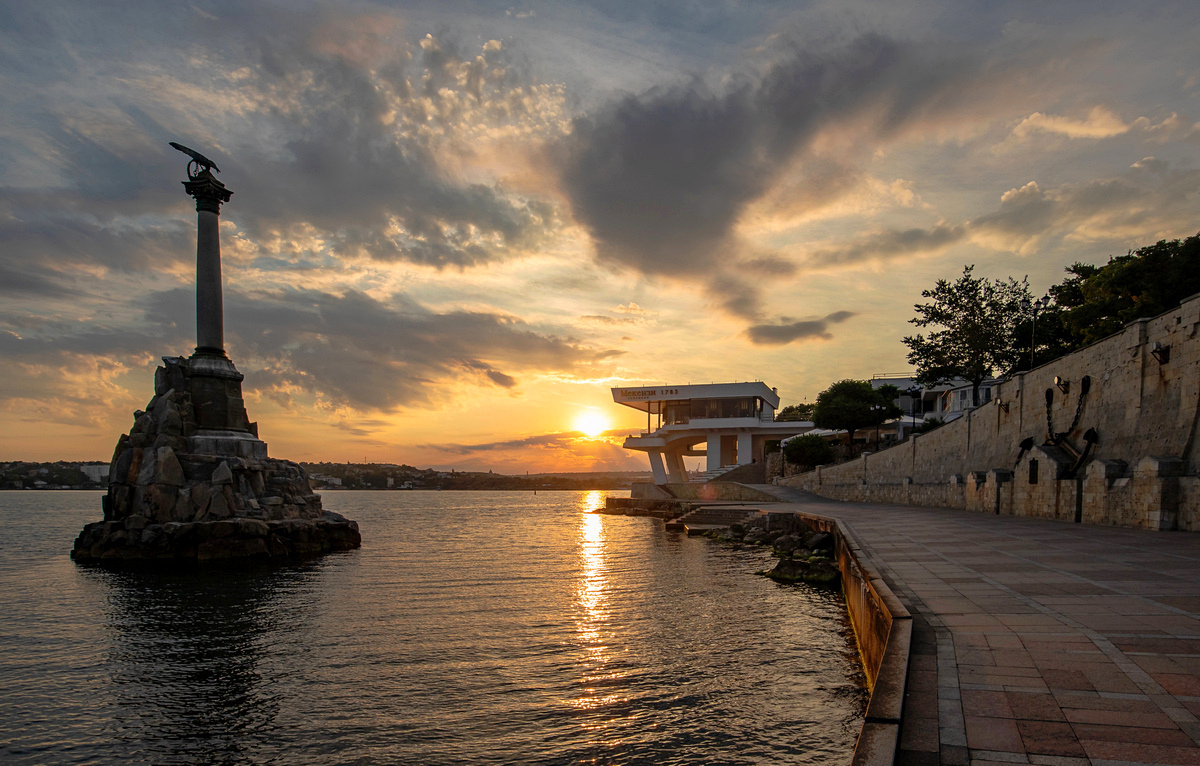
986;634;1026;650
1026;756;1090;766
1154;673;1200;697
1070;722;1195;746
1062;707;1180;729
965;715;1026;753
963;689;1015;718
1078;739;1200;764
1080;666;1144;694
1052;691;1162;713
1015;720;1085;757
1042;669;1095;692
941;743;971;765
900;714;940;752
1006;692;1066;722
896;750;940;766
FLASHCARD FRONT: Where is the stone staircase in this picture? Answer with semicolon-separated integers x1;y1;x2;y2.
692;464;742;483
665;504;767;534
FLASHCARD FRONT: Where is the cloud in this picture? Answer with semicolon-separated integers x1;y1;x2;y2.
788;157;1200;264
613;302;650;315
551;32;1064;318
801;222;965;269
134;286;621;412
745;310;856;346
1012;106;1131;140
0;10;571;278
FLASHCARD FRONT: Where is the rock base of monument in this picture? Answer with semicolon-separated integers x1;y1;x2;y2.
71;354;361;564
72;513;361;563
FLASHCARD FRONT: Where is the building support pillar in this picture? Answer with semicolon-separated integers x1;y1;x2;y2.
647;451;668;485
737;432;753;465
666;451;688;483
706;434;722;472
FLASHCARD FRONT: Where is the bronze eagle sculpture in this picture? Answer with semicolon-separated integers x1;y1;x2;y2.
169;141;220;173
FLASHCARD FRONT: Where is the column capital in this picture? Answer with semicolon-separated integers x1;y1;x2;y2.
183;169;233;214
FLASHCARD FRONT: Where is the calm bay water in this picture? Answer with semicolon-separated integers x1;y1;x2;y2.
0;490;864;765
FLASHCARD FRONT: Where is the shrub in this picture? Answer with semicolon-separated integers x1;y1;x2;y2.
914;417;945;434
782;434;834;468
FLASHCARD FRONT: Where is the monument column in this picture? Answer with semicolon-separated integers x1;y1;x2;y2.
183;169;233;358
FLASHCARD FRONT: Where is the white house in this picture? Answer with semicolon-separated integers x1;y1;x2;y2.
611;382;814;484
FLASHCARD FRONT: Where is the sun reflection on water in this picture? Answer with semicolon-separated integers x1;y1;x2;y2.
569;498;629;713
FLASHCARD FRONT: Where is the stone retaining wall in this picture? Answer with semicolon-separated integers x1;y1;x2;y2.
784;510;911;766
782;292;1200;531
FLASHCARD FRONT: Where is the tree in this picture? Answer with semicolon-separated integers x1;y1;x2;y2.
776;402;815;421
902;265;1031;407
812;379;896;444
782;433;833;468
1059;234;1200;346
1008;234;1200;369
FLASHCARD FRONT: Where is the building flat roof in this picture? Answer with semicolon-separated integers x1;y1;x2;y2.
611;382;779;413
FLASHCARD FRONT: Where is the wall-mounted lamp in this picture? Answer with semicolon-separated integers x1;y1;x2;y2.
1151;341;1171;364
1054;376;1070;395
996;399;1010;414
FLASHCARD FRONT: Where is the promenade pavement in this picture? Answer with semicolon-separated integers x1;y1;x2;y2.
756;488;1200;766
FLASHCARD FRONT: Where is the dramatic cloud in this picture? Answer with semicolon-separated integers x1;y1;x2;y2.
785;157;1200;267
0;8;570;286
148;286;621;411
552;32;1062;317
746;310;856;346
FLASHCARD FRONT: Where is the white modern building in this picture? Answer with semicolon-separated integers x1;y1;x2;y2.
611;382;814;484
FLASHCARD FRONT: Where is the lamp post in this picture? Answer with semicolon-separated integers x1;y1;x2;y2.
1021;293;1051;371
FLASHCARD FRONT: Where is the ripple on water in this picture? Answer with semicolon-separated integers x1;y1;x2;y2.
0;490;865;765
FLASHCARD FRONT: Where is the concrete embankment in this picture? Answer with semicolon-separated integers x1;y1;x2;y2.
600;485;913;766
792;508;912;766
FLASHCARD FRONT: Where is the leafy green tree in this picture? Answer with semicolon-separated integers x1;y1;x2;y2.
1009;234;1200;369
776;402;815;421
812;379;895;443
903;265;1031;407
1060;234;1200;346
782;433;834;468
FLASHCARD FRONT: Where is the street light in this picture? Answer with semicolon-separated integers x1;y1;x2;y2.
1021;292;1051;370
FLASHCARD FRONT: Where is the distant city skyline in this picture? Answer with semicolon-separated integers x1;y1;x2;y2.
3;0;1200;471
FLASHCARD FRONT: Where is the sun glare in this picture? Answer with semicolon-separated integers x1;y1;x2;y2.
574;411;609;438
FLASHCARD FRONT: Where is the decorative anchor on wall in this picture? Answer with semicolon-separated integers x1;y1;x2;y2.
1043;375;1098;476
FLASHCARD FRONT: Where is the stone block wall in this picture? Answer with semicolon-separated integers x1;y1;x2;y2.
782;292;1200;531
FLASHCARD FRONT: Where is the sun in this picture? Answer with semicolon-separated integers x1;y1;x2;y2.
574;410;609;438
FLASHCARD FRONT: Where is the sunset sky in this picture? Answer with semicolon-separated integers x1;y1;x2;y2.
3;1;1200;472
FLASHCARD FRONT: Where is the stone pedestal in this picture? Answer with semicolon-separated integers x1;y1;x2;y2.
72;355;360;563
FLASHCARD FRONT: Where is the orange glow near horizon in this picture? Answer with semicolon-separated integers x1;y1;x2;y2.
573;410;610;439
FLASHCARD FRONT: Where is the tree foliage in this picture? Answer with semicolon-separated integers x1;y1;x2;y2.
782;433;833;468
903;265;1031;406
811;379;898;442
1056;234;1200;347
776;402;815;421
